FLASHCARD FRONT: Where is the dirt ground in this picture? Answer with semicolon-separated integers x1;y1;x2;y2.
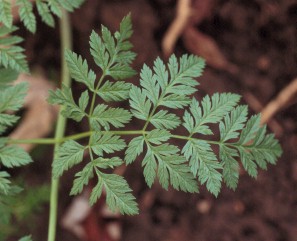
8;0;297;240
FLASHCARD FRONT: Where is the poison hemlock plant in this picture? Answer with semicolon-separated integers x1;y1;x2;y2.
0;9;282;239
47;15;282;214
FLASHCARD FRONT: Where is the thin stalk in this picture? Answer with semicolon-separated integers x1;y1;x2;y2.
47;9;72;241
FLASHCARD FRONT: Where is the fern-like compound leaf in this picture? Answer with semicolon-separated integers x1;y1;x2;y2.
52;140;86;178
219;145;239;190
90;170;138;215
97;80;131;102
48;86;88;122
150;110;180;130
90;132;126;156
89;14;136;79
65;50;96;90
182;140;222;196
70;162;94;196
0;171;11;195
0;0;12;28
36;0;55;27
0;82;28;133
0;145;33;168
90;104;132;130
219;105;248;142
0;82;28;112
17;0;36;33
129;85;151;121
145;129;171;145
143;142;198;192
0;26;29;73
125;136;144;164
183;94;240;136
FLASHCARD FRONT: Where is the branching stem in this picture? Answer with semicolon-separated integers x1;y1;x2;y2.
47;9;72;241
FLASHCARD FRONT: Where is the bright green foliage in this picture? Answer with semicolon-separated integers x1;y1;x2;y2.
90;105;132;130
17;0;36;33
35;14;283;216
0;70;31;203
183;94;241;136
0;0;12;28
0;26;28;73
97;80;131;102
0;145;32;168
65;50;96;90
0;0;85;32
48;85;89;121
89;14;136;79
52;140;86;178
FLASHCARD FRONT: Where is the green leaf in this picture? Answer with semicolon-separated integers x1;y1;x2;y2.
220;105;248;142
145;129;171;145
236;126;282;177
90;170;138;215
70;162;94;195
89;15;136;78
0;171;11;195
108;63;136;80
90;132;126;156
0;113;19;134
52;140;85;178
237;114;261;145
65;50;96;90
0;145;33;168
48;0;62;17
0;26;29;73
183;94;240;135
57;0;84;11
93;156;123;169
143;142;198;192
220;144;239;190
36;0;55;27
0;82;28;112
125;136;144;164
17;0;36;33
97;80;131;102
90;104;132;130
157;155;198;193
182;140;222;196
0;0;12;28
0;67;18;86
129;85;151;121
89;30;109;71
48;86;88;121
150;110;180;130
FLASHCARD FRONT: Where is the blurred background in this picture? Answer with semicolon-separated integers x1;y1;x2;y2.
3;0;297;240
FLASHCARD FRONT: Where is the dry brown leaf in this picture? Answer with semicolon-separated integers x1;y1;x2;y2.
183;26;238;74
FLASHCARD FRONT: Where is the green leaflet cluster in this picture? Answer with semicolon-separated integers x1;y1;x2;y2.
0;0;85;32
0;0;85;73
0;26;28;73
0;69;33;214
48;14;282;215
48;15;138;215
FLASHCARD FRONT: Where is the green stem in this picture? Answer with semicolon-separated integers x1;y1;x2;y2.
47;10;72;241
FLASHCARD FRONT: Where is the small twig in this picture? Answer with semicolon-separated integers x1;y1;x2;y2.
162;0;192;57
261;78;297;124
